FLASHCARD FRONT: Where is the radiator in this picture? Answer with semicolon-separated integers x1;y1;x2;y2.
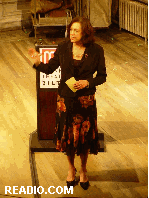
119;0;148;43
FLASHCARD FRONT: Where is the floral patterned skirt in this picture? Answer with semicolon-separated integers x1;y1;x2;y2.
53;94;100;156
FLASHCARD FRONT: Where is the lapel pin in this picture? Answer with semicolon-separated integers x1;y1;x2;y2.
85;54;88;58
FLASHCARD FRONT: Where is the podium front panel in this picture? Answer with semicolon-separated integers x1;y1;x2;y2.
36;45;60;140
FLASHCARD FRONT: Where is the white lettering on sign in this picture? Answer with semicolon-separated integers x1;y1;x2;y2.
39;48;61;88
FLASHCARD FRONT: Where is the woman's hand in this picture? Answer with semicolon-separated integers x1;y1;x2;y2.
28;48;41;66
73;80;88;90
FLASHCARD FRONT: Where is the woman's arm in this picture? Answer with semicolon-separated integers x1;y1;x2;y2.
87;46;107;88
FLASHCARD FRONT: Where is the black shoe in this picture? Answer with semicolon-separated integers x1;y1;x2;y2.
66;168;77;188
66;178;76;188
80;180;90;190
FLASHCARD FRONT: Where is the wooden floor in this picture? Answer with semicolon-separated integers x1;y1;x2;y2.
0;25;148;198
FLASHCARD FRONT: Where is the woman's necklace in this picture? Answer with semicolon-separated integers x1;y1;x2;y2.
73;45;85;59
73;53;84;58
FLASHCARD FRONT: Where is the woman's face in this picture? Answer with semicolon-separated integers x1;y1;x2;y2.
70;22;82;44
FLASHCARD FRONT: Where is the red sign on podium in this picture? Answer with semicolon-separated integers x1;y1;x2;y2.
39;48;61;89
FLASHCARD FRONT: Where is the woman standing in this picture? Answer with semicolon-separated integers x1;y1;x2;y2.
30;16;107;190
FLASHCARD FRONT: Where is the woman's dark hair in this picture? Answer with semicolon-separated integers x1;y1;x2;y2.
67;16;95;46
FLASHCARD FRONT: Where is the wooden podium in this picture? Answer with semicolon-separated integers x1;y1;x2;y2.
35;44;60;140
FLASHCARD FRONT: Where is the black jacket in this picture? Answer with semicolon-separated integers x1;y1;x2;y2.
33;39;107;97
